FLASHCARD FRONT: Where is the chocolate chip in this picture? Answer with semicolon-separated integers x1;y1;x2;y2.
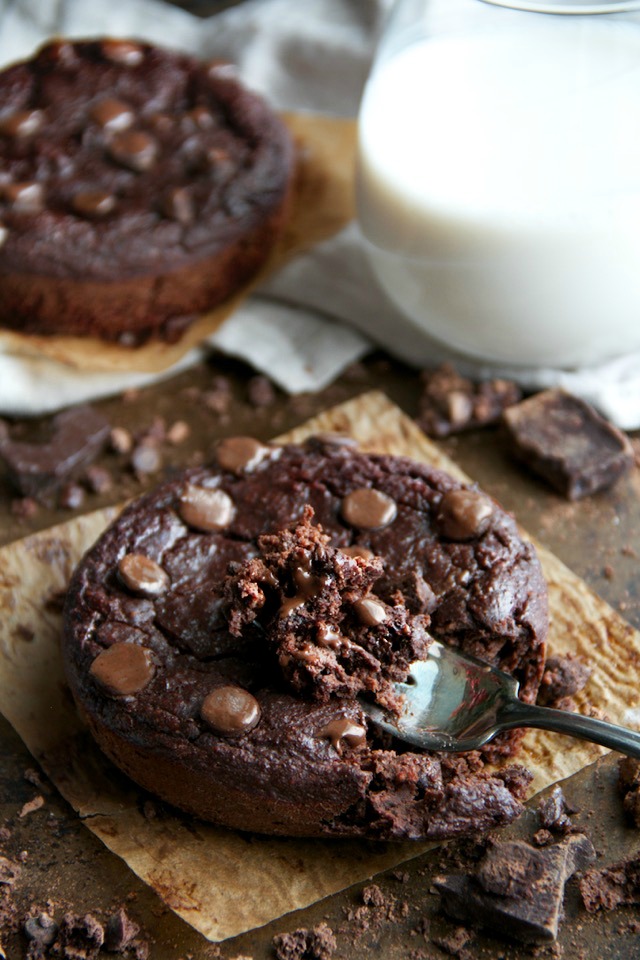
0;109;43;138
316;623;347;651
313;432;359;449
0;223;6;247
186;106;215;130
89;642;154;696
71;190;116;218
216;436;272;474
90;98;134;131
178;484;236;532
2;181;44;212
118;554;170;597
436;488;494;541
100;39;144;66
161;186;193;224
108;130;158;172
353;597;387;627
318;718;367;753
201;685;260;736
341;488;397;530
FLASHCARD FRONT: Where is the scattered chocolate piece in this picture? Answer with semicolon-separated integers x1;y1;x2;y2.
0;855;20;886
538;654;592;708
110;427;133;455
89;643;155;697
200;685;261;736
431;926;473;957
435;489;494;541
84;464;112;494
538;786;575;835
216;436;272;474
435;834;596;943
418;363;521;437
618;757;640;827
272;922;336;960
580;853;640;912
24;913;59;952
248;374;276;408
59;482;85;510
0;405;110;499
103;908;140;952
361;884;385;907
51;913;104;960
130;442;162;478
503;389;635;500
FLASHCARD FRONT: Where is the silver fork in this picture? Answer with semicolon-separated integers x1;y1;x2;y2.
360;640;640;757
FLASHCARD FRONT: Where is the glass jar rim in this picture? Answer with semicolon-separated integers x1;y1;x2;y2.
480;0;640;11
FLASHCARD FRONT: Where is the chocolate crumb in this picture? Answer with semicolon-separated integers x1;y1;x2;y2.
104;907;140;952
538;786;575;835
418;364;521;437
538;655;591;708
580;854;640;912
272;922;336;960
51;913;104;960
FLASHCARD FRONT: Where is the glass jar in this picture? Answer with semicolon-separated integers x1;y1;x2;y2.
356;0;640;367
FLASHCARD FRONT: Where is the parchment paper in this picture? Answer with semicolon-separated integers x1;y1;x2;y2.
1;390;639;941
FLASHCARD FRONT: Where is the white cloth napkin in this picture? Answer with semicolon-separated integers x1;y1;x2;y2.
1;0;640;428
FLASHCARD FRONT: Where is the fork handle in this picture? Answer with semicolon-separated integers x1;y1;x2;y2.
499;699;640;759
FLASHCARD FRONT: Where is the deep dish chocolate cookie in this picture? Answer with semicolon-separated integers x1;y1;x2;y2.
62;437;548;840
0;39;293;343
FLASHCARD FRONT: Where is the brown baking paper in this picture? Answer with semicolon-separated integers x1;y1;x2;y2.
1;390;640;941
0;113;356;375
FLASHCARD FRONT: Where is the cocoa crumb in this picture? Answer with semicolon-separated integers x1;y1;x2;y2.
272;922;336;960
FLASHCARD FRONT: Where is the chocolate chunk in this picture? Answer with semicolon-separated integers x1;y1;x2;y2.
0;404;110;498
353;597;387;626
90;97;134;131
108;130;158;172
436;489;494;541
580;853;640;912
0;109;43;138
538;785;575;835
89;643;154;697
100;39;144;66
341;488;397;530
200;685;260;736
272;922;337;960
2;181;44;212
118;554;170;597
435;834;595;943
318;717;367;754
418;363;521;438
178;484;236;531
71;190;116;218
103;908;140;952
216;436;272;474
503;388;635;500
